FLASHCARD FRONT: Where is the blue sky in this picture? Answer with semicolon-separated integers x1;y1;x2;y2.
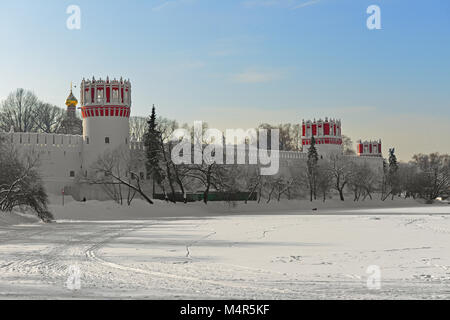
0;0;449;160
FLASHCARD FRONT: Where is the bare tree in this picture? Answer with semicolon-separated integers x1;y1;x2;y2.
347;162;378;201
258;123;301;151
240;166;262;203
342;135;356;155
398;162;423;199
0;89;39;132
275;176;296;202
316;162;333;202
411;153;450;202
130;116;148;141
0;137;52;221
182;124;228;204
90;147;154;205
33;102;65;133
185;162;227;204
328;154;354;201
157;117;182;202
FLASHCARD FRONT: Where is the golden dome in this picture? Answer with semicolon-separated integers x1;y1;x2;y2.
65;84;78;107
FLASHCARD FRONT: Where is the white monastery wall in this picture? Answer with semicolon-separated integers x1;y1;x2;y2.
0;77;385;201
1;132;83;194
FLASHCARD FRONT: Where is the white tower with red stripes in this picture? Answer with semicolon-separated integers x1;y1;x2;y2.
357;139;382;157
80;76;131;172
301;118;343;156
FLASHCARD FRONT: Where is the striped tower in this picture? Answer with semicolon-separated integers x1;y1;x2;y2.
80;76;131;172
357;139;382;157
301;118;343;157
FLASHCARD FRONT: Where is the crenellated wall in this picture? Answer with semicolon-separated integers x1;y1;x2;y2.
0;132;83;194
0;130;384;199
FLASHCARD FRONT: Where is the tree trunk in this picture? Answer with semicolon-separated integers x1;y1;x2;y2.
171;162;186;203
203;165;212;204
267;186;275;203
339;188;345;201
257;186;262;203
164;162;177;203
246;181;260;204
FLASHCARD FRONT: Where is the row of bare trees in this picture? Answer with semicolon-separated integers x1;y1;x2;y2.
397;153;450;202
0;89;68;133
92;107;449;205
0;88;152;140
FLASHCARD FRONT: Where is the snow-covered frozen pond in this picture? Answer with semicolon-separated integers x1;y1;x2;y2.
1;209;450;299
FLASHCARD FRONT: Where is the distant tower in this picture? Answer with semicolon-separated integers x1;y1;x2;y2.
357;139;382;157
301;118;343;156
80;77;131;171
59;84;82;135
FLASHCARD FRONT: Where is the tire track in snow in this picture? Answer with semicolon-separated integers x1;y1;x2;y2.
185;231;216;258
0;222;147;290
84;227;302;297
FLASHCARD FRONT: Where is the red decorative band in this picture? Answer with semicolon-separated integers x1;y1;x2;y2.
301;138;342;146
81;106;130;118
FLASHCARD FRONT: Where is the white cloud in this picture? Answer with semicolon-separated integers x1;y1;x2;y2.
292;0;321;10
323;106;377;114
233;70;281;83
152;0;197;12
242;0;321;9
242;0;287;8
152;1;175;11
209;35;265;57
181;61;206;69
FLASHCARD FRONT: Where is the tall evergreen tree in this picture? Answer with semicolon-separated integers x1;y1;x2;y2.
388;148;398;174
307;136;319;201
144;105;165;197
381;158;388;198
388;148;400;199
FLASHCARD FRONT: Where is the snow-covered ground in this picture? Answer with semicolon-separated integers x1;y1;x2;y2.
0;199;449;299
